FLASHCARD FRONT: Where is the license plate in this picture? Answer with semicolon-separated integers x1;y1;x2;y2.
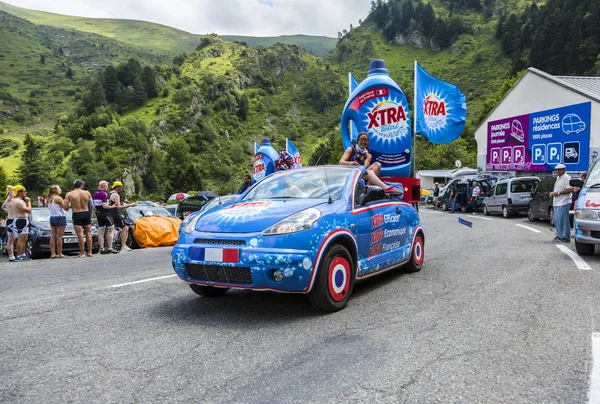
63;237;78;243
521;196;530;201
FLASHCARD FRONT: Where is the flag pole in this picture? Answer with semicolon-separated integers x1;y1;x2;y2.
413;60;417;177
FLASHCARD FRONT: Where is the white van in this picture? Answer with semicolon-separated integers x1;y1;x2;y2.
482;176;540;218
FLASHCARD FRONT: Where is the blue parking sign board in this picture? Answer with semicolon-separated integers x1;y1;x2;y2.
486;102;591;172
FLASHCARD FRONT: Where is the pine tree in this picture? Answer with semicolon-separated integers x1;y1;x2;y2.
103;65;120;103
141;66;158;98
132;77;147;107
17;134;51;194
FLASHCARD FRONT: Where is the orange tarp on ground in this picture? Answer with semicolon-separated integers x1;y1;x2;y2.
133;216;182;248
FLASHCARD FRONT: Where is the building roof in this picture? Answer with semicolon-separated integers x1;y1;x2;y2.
554;75;600;99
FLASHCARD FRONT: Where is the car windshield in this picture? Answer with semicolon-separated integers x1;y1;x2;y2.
586;161;600;187
245;168;352;201
511;180;538;193
127;206;173;221
31;208;73;222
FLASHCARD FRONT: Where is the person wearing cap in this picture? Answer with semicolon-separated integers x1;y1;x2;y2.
433;182;440;210
64;179;94;257
2;185;32;261
549;164;575;243
109;181;137;252
93;180;119;254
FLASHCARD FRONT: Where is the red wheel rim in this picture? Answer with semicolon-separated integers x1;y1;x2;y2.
413;235;424;265
328;256;351;302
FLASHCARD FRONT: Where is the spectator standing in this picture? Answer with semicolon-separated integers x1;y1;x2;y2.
471;181;480;215
65;179;94;258
549;164;575;242
2;185;32;261
109;181;137;252
238;174;254;194
47;185;69;258
433;183;440;210
450;185;457;213
93;181;119;254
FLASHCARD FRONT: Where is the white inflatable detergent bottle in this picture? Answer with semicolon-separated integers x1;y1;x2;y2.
252;138;279;182
340;59;412;178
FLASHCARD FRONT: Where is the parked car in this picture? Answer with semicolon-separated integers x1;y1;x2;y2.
483;176;539;217
570;161;600;255
439;177;495;213
122;204;181;248
168;194;217;220
1;207;99;259
172;166;424;312
527;177;575;225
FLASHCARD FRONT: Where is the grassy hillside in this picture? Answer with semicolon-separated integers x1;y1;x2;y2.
0;1;337;56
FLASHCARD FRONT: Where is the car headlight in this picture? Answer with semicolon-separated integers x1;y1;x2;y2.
182;213;201;234
262;208;321;236
575;209;599;220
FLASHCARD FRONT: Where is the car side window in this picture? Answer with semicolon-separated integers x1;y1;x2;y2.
496;183;507;195
489;185;496;196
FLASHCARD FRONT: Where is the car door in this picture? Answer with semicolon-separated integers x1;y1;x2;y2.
353;194;410;277
486;184;497;212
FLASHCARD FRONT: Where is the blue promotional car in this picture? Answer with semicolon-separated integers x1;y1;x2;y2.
171;166;424;312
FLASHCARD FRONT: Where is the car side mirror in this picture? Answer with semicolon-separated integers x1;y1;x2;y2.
570;179;583;188
359;186;385;205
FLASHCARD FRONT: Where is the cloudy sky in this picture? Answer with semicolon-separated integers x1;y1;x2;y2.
4;0;374;37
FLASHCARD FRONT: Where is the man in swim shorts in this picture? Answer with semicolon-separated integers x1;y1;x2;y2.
64;179;94;257
2;185;32;261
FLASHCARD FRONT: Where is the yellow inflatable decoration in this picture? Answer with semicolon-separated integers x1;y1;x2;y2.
132;216;182;248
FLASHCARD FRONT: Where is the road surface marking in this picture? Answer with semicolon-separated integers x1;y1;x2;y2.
555;245;591;270
515;224;542;233
590;333;600;403
110;274;178;288
466;215;493;221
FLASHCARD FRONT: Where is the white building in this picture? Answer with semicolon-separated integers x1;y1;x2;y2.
475;68;600;176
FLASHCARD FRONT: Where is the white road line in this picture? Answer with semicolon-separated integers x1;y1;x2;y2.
465;215;494;221
589;333;600;403
555;245;591;270
515;224;542;233
110;274;178;288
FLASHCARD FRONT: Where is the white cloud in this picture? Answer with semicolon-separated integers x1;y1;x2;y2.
3;0;373;37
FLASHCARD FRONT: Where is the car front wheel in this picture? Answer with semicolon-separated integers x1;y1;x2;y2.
189;284;229;297
309;244;355;312
442;202;448;211
549;208;555;226
483;205;490;216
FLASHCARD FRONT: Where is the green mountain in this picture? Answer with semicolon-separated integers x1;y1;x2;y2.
0;0;598;200
0;2;337;57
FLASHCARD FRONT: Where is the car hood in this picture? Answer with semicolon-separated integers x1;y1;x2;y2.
196;199;327;233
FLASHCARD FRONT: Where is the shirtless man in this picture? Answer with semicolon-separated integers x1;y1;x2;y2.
2;185;32;262
64;179;93;257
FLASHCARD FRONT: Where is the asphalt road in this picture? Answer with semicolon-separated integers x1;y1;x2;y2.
1;209;600;403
